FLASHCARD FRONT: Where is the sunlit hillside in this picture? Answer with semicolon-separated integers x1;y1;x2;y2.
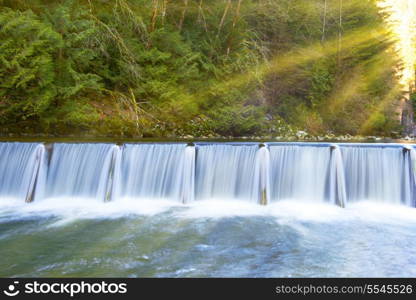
0;0;410;137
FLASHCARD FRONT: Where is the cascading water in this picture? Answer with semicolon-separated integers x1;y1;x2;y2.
115;143;193;202
0;143;45;203
328;145;347;207
1;141;416;279
104;145;122;202
182;146;196;203
406;145;416;182
340;145;413;205
195;144;261;202
0;142;415;207
257;146;270;205
267;144;333;203
407;146;416;206
42;143;114;201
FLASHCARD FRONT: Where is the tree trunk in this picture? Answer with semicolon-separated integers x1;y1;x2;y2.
197;0;203;23
227;0;243;56
178;0;189;31
217;0;232;38
232;0;242;29
338;0;343;64
322;0;327;43
161;0;168;26
198;0;208;33
150;0;159;33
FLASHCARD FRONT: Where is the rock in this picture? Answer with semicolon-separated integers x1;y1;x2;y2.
296;130;308;139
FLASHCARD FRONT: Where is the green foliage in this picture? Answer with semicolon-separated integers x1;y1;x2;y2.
43;1;102;99
0;8;61;119
307;59;335;108
0;0;404;137
0;2;102;131
206;105;267;136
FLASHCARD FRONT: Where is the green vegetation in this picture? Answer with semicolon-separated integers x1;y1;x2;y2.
0;0;404;138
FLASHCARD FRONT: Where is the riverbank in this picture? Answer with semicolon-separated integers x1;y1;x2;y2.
0;133;412;144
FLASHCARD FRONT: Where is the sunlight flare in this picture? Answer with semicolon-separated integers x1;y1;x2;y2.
379;0;416;88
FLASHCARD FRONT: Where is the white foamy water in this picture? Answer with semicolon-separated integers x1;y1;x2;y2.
340;145;413;205
267;144;333;203
0;143;44;203
0;199;415;278
114;143;194;203
1;142;416;278
0;142;415;208
195;144;261;202
41;143;114;202
1;197;415;228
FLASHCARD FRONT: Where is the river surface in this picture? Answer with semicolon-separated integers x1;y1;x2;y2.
0;200;415;277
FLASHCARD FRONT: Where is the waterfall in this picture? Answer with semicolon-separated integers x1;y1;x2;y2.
195;144;260;202
405;145;416;182
340;145;412;205
105;145;122;202
267;144;332;203
258;146;270;205
181;146;196;203
0;143;44;203
25;144;47;203
329;145;347;207
406;146;416;207
116;143;191;202
0;141;416;207
43;143;114;201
